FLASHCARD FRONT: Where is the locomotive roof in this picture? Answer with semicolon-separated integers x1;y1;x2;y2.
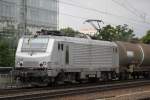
23;35;117;47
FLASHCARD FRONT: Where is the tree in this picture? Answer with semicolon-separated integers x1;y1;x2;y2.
91;24;135;41
91;25;116;41
0;24;32;67
0;39;15;67
141;30;150;44
0;24;17;67
60;27;81;37
115;24;134;41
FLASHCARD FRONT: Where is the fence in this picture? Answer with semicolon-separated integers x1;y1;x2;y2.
0;74;14;88
0;67;16;89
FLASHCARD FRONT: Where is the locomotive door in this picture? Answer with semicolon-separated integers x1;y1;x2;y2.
58;42;70;67
58;42;65;67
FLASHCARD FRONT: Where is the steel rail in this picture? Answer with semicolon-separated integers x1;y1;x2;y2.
0;79;144;95
0;80;150;100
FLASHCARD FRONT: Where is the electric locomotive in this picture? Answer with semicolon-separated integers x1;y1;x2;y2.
14;30;150;85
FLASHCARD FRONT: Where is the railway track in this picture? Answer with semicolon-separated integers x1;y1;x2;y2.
0;80;150;100
0;79;144;95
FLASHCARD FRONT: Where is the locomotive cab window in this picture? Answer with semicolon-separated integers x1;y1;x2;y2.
21;37;49;52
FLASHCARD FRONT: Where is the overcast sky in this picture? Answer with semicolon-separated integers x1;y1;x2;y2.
59;0;150;37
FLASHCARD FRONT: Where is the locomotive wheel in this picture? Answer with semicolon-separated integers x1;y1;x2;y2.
101;72;109;81
88;77;99;83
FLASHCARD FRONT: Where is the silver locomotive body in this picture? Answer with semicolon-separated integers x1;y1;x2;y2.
14;35;119;84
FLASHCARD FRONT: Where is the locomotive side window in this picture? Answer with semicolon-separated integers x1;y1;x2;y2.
115;48;118;53
58;43;60;50
113;48;117;53
65;46;69;64
61;44;63;51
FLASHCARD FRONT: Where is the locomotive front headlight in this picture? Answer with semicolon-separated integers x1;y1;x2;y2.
17;60;23;66
20;62;23;66
39;61;47;67
40;63;43;67
43;62;46;65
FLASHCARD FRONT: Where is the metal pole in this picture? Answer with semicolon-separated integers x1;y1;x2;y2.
20;0;27;36
57;0;59;30
23;0;27;35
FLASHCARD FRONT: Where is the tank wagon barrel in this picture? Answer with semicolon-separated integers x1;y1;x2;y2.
140;44;150;66
116;41;150;67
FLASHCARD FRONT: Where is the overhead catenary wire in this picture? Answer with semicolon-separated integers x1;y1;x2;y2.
60;12;150;34
59;0;150;29
112;0;146;22
59;0;150;25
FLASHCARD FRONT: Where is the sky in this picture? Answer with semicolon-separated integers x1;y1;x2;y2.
59;0;150;37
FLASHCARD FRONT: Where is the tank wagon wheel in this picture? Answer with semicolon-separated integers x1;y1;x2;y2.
131;72;141;79
88;77;99;83
141;72;150;79
143;72;149;79
119;71;129;80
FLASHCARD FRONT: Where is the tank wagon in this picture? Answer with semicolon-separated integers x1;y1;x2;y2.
116;41;150;79
14;31;150;85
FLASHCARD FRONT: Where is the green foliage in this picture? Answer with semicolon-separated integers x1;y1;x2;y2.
92;25;116;41
0;24;17;67
91;24;135;41
60;27;81;37
0;39;15;67
115;24;134;41
141;30;150;44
